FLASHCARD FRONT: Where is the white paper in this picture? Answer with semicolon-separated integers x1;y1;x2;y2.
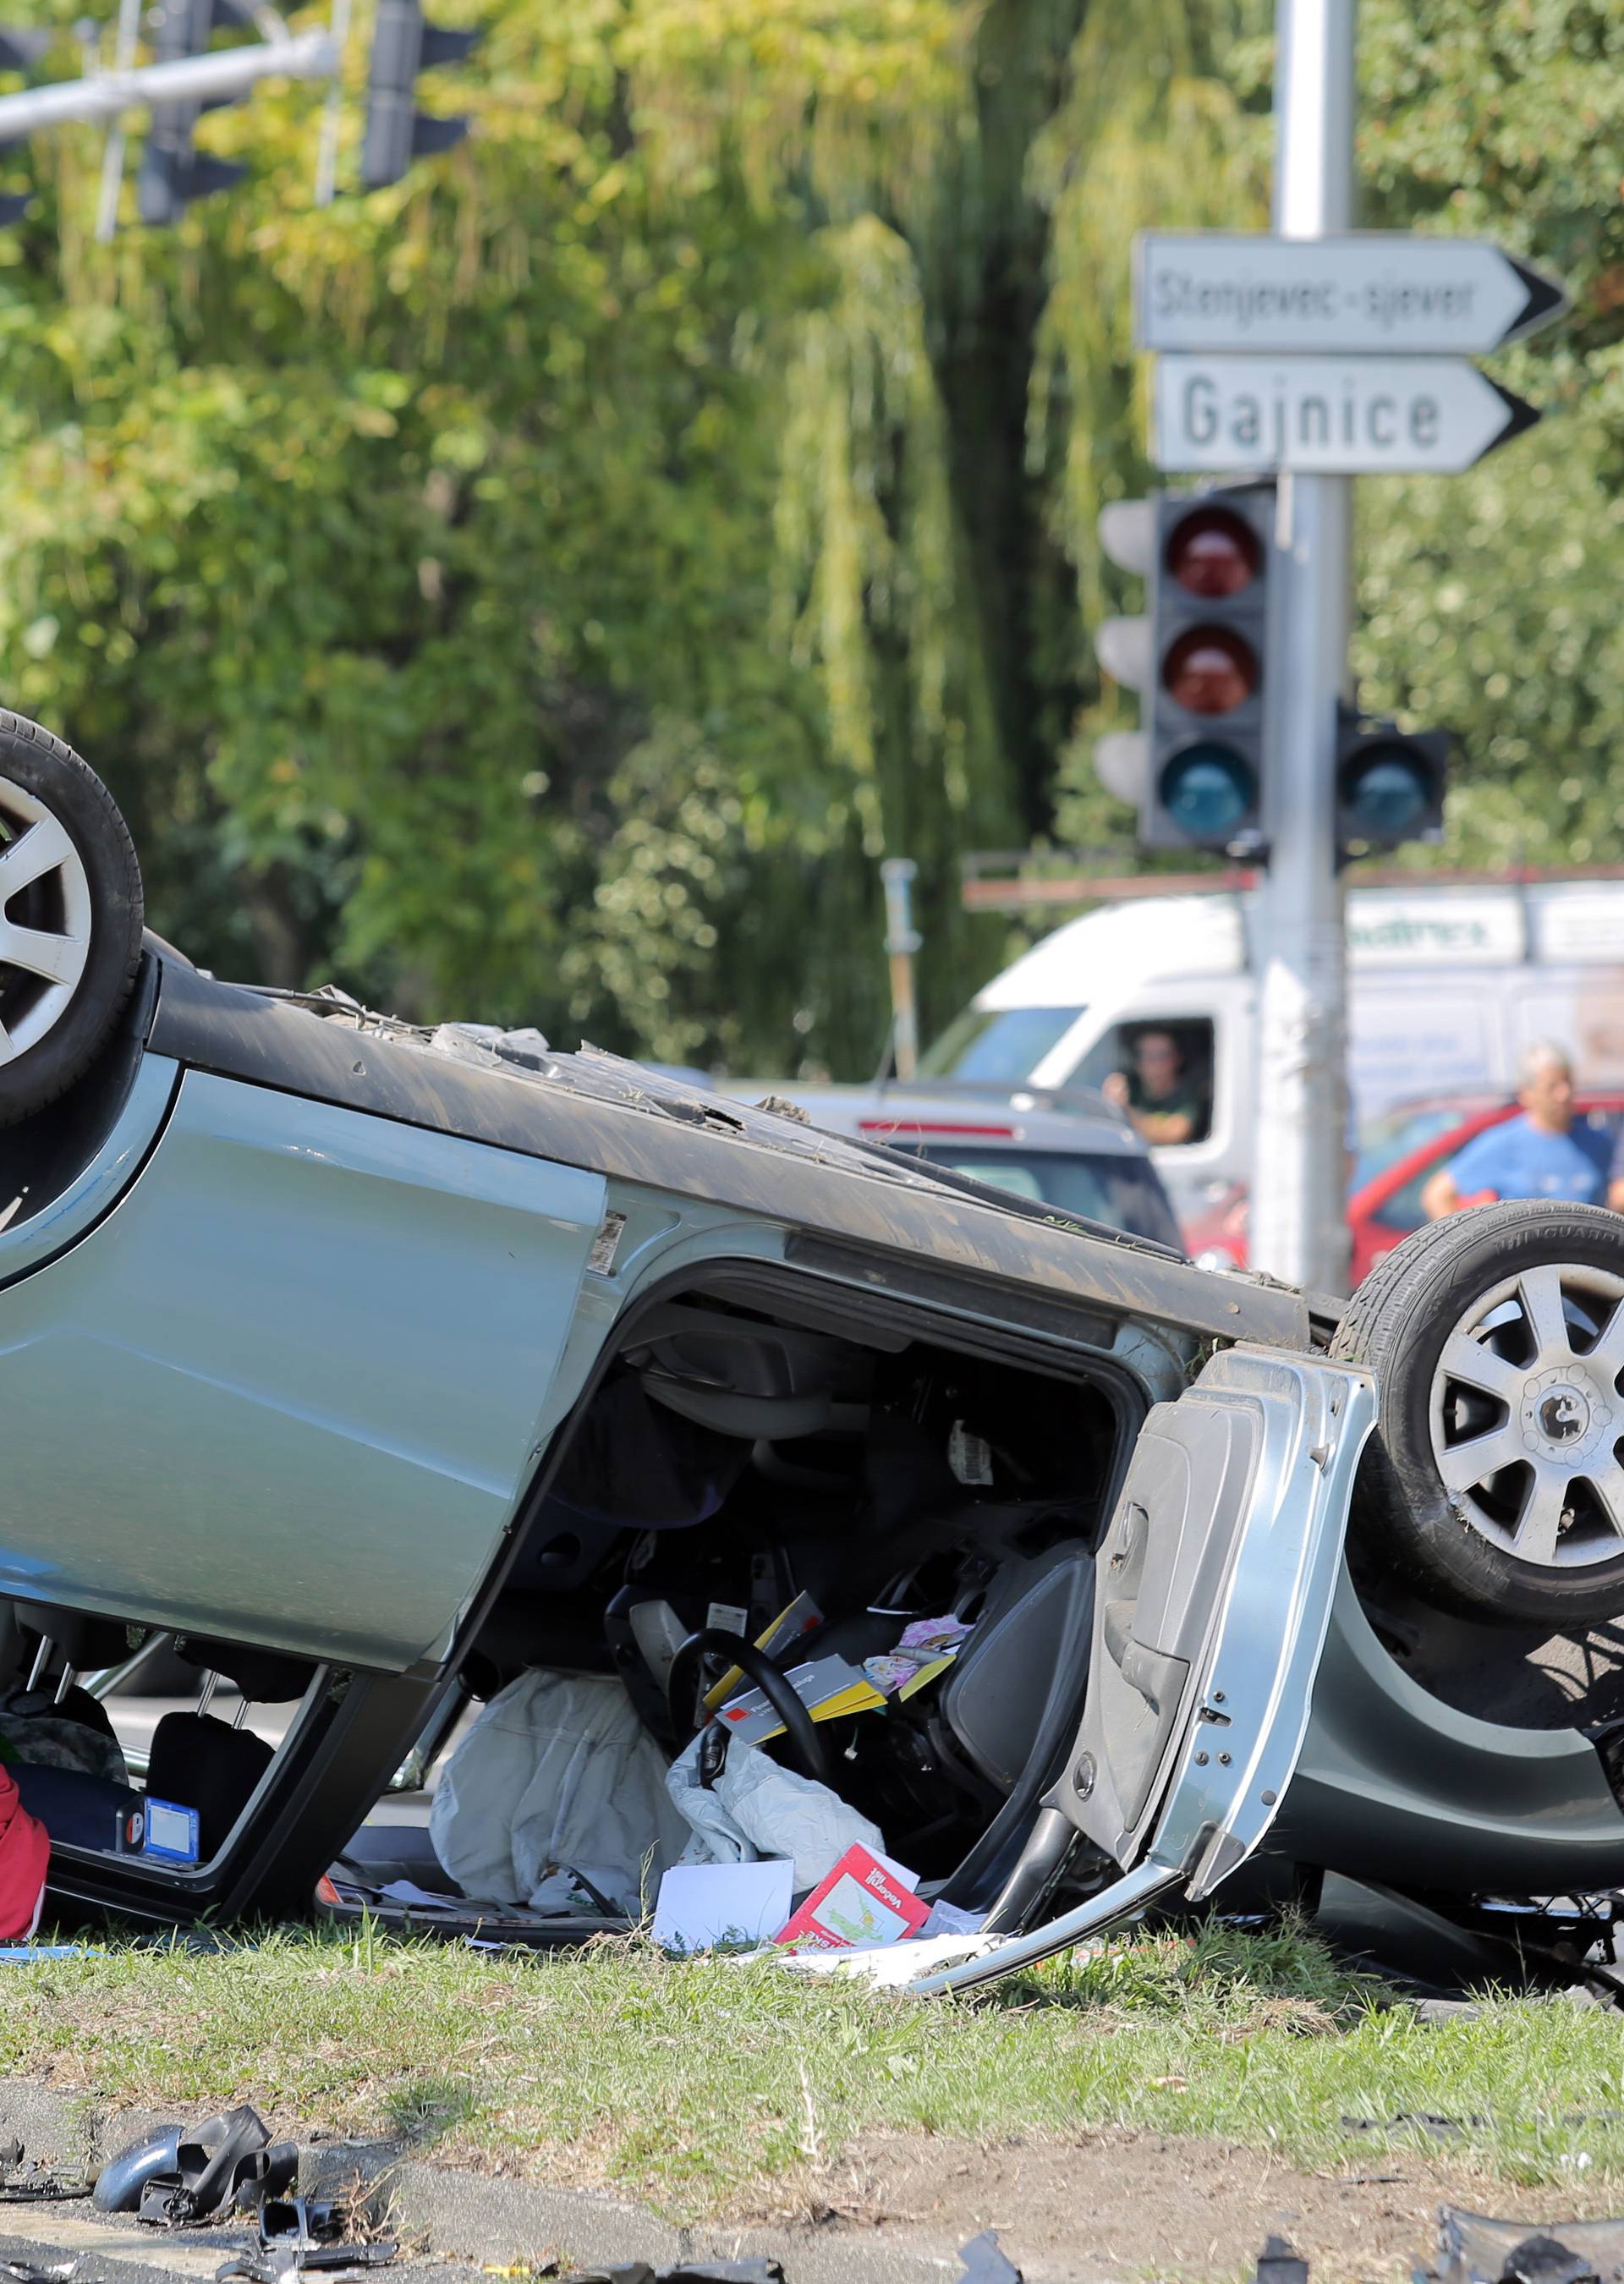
652;1858;794;1953
379;1879;464;1911
922;1897;984;1935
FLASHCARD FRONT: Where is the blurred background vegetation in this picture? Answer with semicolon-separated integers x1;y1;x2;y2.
0;0;1617;1073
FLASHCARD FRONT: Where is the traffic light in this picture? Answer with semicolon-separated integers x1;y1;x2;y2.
0;28;51;72
0;17;50;219
1336;706;1449;854
1095;484;1275;853
138;0;248;226
362;0;480;192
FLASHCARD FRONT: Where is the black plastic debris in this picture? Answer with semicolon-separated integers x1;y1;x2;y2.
0;2138;92;2205
554;2264;787;2283
217;2248;397;2284
94;2122;183;2213
119;2106;297;2227
957;2231;1024;2283
1255;2237;1309;2284
258;2194;345;2251
0;2262;79;2284
1423;2208;1624;2284
1342;2111;1484;2139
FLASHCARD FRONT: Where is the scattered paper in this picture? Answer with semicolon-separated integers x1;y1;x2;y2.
775;1843;930;1951
863;1654;923;1696
922;1897;985;1936
897;1615;974;1657
717;1653;885;1745
653;1858;795;1954
703;1591;826;1711
378;1880;463;1912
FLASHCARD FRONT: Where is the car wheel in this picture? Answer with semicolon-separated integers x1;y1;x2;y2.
0;712;143;1128
1332;1201;1624;1626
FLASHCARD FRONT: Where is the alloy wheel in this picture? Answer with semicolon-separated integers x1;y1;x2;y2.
0;771;93;1065
1429;1260;1624;1570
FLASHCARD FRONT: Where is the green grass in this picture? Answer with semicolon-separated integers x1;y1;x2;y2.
4;1917;1624;2221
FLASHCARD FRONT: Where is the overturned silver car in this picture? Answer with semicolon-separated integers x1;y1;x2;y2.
3;711;1624;1982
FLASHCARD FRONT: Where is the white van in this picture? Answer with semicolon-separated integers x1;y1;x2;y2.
919;880;1624;1227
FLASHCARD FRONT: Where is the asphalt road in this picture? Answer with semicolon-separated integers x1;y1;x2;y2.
0;2215;480;2284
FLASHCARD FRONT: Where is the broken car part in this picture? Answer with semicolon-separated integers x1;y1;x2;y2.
132;2106;296;2227
217;2251;397;2284
92;2122;181;2213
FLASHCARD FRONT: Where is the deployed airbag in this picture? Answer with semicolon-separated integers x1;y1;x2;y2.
666;1731;885;1891
430;1671;691;1916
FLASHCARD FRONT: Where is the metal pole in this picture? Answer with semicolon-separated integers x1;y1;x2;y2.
94;0;145;244
0;29;337;136
1248;0;1356;1293
881;857;922;1083
313;0;354;206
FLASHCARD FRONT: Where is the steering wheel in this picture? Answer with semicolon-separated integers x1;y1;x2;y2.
667;1625;831;1787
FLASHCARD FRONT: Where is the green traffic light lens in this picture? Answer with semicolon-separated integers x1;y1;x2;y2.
1160;743;1256;841
1341;743;1430;842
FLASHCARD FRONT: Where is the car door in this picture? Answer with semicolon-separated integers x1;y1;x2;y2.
911;1343;1376;1993
0;1068;610;1671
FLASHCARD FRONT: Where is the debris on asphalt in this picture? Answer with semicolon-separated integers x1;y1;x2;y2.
1253;2237;1309;2284
93;2122;183;2213
0;2139;92;2204
956;2230;1024;2282
551;2264;787;2283
0;2260;80;2284
102;2105;297;2227
1423;2206;1624;2284
217;2246;398;2284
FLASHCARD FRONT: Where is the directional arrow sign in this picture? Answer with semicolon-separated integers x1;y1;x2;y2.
1152;354;1540;475
1136;233;1568;356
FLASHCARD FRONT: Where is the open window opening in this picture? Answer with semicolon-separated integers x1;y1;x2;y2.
0;1601;326;1879
327;1270;1137;1943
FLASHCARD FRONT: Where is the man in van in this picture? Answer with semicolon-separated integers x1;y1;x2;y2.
1102;1029;1208;1147
1422;1042;1609;1218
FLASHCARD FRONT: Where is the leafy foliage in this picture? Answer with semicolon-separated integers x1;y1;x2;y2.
0;1;1612;1068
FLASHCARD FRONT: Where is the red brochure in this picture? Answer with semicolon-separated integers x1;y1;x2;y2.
772;1843;931;1951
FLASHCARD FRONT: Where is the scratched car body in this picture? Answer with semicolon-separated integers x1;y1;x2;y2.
6;712;1624;1982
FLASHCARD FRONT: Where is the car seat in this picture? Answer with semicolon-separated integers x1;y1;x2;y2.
145;1639;314;1861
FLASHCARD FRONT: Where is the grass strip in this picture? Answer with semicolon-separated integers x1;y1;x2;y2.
2;1917;1620;2221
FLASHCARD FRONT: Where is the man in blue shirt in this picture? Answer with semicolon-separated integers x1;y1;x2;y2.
1422;1042;1610;1218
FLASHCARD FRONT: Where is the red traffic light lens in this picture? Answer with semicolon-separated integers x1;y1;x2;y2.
1165;507;1263;599
1162;627;1258;714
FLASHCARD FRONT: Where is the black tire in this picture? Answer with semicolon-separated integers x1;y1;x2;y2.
1332;1200;1624;1628
0;711;143;1128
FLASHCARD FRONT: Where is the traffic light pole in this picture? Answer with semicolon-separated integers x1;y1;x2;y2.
0;27;338;138
1248;0;1356;1293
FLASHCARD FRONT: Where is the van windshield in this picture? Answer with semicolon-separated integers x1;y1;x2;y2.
919;1004;1085;1084
914;1146;1182;1249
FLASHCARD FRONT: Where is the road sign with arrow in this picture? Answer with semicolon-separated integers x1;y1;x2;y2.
1153;353;1541;475
1136;233;1569;356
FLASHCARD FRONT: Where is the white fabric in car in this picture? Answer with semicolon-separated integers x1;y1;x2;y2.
666;1731;886;1891
430;1671;690;1916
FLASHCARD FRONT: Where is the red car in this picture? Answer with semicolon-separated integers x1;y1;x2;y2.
1186;1093;1624;1289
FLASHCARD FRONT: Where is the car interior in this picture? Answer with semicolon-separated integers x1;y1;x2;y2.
0;1271;1146;1935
